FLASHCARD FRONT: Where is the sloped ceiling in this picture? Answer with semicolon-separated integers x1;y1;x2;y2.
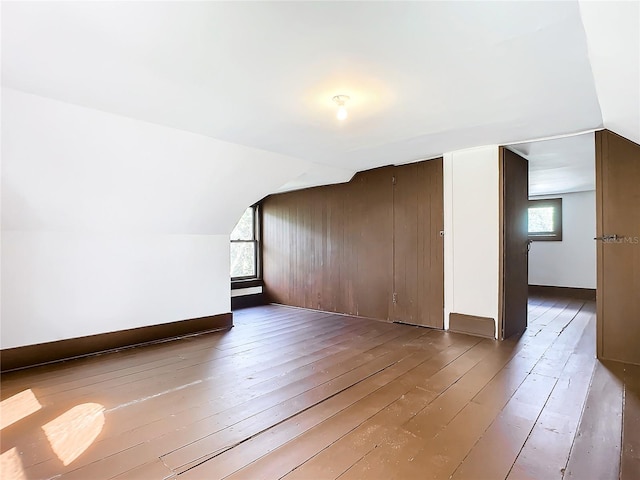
1;1;637;196
2;88;310;234
579;1;640;146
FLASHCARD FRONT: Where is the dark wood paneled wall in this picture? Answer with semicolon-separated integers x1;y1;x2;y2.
262;166;394;319
262;159;443;327
392;160;444;327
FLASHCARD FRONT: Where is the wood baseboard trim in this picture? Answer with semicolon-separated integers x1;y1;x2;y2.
528;285;596;300
449;313;496;339
232;293;267;310
0;312;233;373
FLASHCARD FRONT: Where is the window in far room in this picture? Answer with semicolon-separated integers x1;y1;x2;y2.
230;205;259;280
528;198;562;241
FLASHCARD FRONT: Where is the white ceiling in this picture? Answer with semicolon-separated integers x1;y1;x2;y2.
1;1;638;194
508;132;595;196
579;1;640;146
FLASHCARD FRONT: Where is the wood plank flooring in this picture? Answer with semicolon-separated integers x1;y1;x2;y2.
1;295;639;479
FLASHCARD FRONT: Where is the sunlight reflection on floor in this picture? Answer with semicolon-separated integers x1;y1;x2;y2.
0;389;42;430
0;447;27;480
41;403;105;466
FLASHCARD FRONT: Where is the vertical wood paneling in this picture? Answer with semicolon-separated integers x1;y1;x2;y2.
392;163;419;323
393;160;444;328
354;168;394;319
422;159;445;327
263;160;443;325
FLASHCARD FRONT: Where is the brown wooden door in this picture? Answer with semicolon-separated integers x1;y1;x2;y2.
392;159;444;328
500;148;529;339
596;130;640;365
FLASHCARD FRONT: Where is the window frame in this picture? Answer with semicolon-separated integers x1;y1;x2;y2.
230;204;261;283
528;198;563;242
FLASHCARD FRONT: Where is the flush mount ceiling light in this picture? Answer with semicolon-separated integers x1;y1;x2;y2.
332;95;350;121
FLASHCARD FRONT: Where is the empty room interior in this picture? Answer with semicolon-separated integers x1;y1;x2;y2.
1;2;639;479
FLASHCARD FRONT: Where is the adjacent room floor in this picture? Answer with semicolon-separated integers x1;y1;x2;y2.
1;295;638;479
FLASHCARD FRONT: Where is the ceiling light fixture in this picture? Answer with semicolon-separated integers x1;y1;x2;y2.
332;95;350;121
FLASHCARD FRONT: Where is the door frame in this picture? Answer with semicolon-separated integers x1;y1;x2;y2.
595;130;605;358
498;148;505;340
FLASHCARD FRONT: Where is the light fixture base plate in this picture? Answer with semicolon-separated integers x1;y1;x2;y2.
332;95;350;106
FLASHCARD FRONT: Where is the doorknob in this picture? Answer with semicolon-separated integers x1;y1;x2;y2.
594;234;619;241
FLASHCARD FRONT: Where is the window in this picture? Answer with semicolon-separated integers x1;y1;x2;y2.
528;198;562;241
230;205;260;280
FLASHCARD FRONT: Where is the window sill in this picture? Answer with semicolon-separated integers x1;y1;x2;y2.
231;278;263;290
529;235;562;242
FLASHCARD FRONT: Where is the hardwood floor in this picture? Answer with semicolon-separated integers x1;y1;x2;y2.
1;295;639;479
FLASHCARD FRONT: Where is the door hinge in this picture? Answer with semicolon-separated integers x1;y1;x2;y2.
392;292;398;304
392;176;396;185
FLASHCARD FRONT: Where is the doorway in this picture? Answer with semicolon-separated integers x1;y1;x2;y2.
506;132;597;335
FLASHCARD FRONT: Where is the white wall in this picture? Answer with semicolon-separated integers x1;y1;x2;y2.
528;190;596;289
2;232;229;348
1;88;309;349
444;146;500;336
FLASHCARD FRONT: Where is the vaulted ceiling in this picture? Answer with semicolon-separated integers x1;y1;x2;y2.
2;1;638;195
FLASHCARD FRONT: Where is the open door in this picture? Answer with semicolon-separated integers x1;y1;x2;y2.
499;148;529;339
596;130;640;365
